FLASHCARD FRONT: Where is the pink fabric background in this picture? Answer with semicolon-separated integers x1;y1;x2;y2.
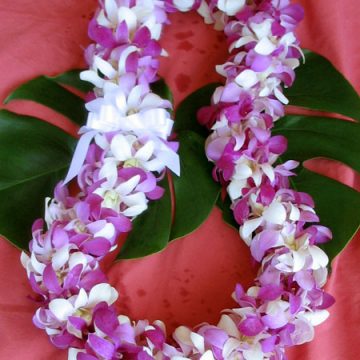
0;1;359;359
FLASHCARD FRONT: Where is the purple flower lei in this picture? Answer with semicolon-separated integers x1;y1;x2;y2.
20;1;335;359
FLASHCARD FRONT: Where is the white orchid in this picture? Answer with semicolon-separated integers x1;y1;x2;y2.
173;0;196;12
234;66;289;104
218;315;267;360
94;161;148;217
96;0;164;39
240;193;289;245
108;132;177;174
21;248;98;287
44;196;77;227
197;1;228;30
217;0;246;16
275;231;329;273
81;52;138;90
228;157;276;201
48;283;118;323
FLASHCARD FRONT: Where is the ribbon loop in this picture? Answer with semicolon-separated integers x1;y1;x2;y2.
63;108;179;185
86;107;174;139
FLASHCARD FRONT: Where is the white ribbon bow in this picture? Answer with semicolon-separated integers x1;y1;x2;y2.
63;108;180;185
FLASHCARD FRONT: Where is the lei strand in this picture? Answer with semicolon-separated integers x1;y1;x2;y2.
20;1;335;359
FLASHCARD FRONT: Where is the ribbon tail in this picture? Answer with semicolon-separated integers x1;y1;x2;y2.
157;149;181;176
63;130;98;185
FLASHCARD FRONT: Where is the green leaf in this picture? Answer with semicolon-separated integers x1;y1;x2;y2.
273;115;360;172
117;179;172;259
294;169;360;263
5;76;87;125
284;50;360;121
273;115;360;262
217;195;238;231
0;110;76;249
174;83;220;137
49;70;93;93
170;131;220;240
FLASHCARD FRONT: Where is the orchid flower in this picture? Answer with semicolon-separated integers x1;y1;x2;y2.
48;284;118;324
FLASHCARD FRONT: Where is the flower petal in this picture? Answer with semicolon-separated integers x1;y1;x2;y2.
111;134;132;161
127;85;143;110
94;223;116;240
217;315;240;338
240;217;263;244
88;333;115;360
74;288;89;309
52;245;70;271
263;202;287;225
235;69;259;89
309;246;329;269
87;283;118;308
255;37;276;55
303;310;330;326
94;56;116;79
135;141;155;162
200;350;215;360
49;299;74;321
190;332;205;353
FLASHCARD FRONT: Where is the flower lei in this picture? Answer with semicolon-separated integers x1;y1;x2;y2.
21;1;335;359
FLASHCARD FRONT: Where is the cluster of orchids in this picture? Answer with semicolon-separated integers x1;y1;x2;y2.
21;0;334;359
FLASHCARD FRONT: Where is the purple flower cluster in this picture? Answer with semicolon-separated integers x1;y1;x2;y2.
197;0;335;357
22;0;180;353
21;1;334;359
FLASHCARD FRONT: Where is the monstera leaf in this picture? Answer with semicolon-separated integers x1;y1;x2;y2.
0;72;88;248
273;52;360;262
4;72;88;125
0;110;76;248
284;50;360;120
